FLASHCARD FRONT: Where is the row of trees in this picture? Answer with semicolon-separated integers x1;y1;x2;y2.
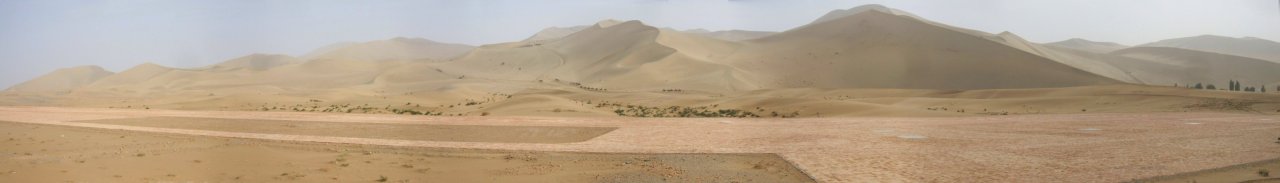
1180;80;1272;93
1228;80;1269;92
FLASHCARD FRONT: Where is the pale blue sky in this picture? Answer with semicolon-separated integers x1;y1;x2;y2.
2;0;1277;88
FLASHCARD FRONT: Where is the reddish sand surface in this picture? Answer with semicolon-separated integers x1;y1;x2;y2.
0;106;1278;182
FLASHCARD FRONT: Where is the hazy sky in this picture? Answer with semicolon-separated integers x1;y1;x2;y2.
2;0;1278;88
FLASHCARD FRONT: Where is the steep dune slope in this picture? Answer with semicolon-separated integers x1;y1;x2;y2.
527;22;774;43
77;58;405;94
1045;38;1130;53
522;19;622;42
207;54;299;72
439;20;754;91
524;26;589;42
5;65;114;93
304;37;474;62
986;33;1142;83
1138;35;1280;62
82;63;179;92
1109;47;1280;87
728;8;1120;90
687;29;776;42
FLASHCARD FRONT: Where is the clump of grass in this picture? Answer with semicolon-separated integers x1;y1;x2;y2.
1260;169;1271;177
376;175;388;182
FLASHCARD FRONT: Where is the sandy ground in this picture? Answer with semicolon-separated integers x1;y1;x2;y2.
1139;158;1279;183
77;116;615;143
0;119;810;182
1;106;1278;182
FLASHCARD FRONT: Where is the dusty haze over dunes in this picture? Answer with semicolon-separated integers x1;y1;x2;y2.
2;0;1278;89
2;4;1278;118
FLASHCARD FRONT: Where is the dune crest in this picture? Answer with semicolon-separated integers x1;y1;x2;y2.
1045;38;1130;53
736;8;1120;89
5;65;114;93
304;37;474;62
1138;35;1280;62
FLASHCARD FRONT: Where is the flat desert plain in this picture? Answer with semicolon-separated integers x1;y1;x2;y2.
0;106;1277;182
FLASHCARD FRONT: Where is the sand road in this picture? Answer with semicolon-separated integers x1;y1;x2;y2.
0;106;1277;182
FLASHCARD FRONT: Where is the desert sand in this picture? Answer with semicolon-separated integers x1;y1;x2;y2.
3;4;1280;183
0;107;1278;182
1139;159;1280;183
0;117;809;183
1045;38;1131;54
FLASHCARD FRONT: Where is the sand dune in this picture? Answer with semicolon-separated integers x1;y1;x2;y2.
2;4;1276;119
81;63;179;92
526;22;773;43
439;19;753;92
524;26;589;42
304;37;474;62
685;29;776;42
207;54;299;72
4;65;113;93
1045;38;1130;53
1109;47;1280;87
523;19;621;42
1138;35;1280;62
987;33;1144;84
732;7;1120;90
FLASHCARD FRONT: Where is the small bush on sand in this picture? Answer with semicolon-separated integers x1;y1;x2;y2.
376;175;388;182
1260;169;1271;177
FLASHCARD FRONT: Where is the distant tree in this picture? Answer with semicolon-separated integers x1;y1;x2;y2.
1194;83;1204;89
1263;85;1268;93
1229;80;1237;91
1207;84;1217;90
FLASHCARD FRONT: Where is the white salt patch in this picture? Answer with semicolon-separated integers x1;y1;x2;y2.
897;134;928;140
1078;128;1101;131
1184;122;1202;125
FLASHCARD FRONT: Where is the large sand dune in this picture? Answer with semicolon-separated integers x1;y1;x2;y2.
731;8;1120;89
1110;47;1280;87
4;65;113;93
1044;38;1130;54
3;4;1278;118
1138;35;1280;62
304;37;474;62
440;20;753;91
